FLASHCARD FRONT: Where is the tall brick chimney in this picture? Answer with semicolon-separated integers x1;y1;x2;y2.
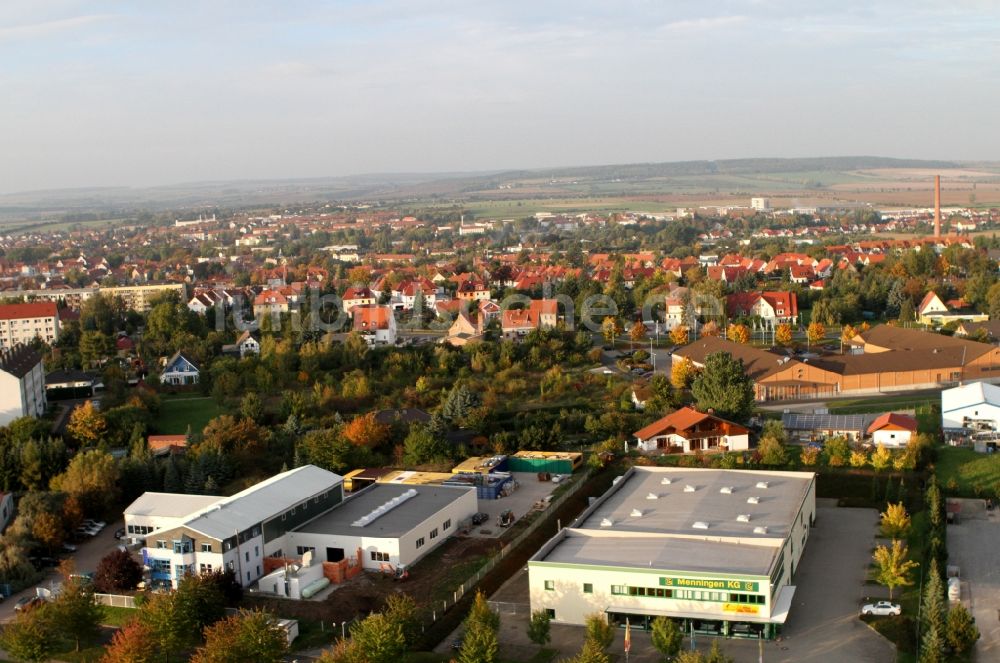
934;175;941;238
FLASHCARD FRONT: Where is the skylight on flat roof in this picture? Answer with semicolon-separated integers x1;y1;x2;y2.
351;488;417;527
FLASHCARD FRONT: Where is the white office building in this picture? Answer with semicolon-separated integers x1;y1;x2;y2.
125;465;476;592
529;467;815;640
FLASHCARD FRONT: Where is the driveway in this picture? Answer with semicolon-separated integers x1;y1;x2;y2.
946;498;999;662
441;499;894;662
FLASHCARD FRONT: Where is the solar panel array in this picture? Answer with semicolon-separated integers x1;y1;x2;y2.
781;413;873;432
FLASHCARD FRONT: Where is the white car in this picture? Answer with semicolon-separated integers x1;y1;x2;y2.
861;601;901;616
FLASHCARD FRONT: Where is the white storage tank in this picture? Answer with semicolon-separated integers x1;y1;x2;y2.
947;576;961;602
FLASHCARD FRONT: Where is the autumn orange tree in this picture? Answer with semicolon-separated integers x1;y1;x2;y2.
727;323;750;344
67;401;107;447
343;412;391;448
775;323;793;346
629;321;647;345
807;321;826;345
671;357;698;390
669;325;689;345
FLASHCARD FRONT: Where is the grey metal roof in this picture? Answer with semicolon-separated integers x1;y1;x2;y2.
576;467;814;540
183;465;343;539
124;492;221;519
296;483;473;539
781;412;873;433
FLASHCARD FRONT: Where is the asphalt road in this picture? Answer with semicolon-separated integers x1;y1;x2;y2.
946;499;1000;662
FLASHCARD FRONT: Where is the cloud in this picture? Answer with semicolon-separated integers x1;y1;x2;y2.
0;13;116;40
658;15;747;34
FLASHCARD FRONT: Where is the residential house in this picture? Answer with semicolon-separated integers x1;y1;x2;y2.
455;279;491;302
148;434;189;456
352;305;397;345
501;299;558;338
917;292;988;326
160;352;200;386
726;292;799;325
954;320;1000;341
633;406;750;453
254;290;290;318
342;287;376;314
444;311;483;347
0;344;46;426
867;413;917;448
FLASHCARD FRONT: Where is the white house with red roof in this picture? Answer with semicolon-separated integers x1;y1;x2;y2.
633;406;750;453
0;302;60;350
726;291;798;325
501;299;558;338
352;305;397;345
253;289;290;318
342;286;376;315
867;413;918;448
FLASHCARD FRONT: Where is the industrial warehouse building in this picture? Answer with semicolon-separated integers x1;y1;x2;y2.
676;325;1000;402
528;467;816;639
124;465;476;593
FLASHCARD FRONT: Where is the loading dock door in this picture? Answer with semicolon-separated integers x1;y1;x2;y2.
327;547;344;562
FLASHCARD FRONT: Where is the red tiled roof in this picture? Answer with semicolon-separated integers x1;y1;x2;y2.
0;302;58;320
867;413;918;434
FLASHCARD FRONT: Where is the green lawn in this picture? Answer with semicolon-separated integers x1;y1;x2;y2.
100;605;138;627
154;396;225;435
934;445;1000;497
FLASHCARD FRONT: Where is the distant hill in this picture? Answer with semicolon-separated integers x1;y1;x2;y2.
0;156;982;221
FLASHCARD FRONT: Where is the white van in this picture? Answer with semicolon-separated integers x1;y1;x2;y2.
948;577;961;602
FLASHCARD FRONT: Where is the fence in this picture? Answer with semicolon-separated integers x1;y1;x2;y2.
95;593;137;608
419;471;590;627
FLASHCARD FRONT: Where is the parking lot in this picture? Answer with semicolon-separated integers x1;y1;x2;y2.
947;498;1000;662
466;472;567;538
0;517;125;622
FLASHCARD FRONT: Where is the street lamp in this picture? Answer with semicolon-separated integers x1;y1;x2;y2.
341;621;348;639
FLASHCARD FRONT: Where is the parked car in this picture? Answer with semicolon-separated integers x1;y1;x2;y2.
14;596;45;612
471;512;489;526
861;601;901;616
114;527;126;539
82;519;106;530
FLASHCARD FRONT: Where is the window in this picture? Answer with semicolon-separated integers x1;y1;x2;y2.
546;609;555;619
199;563;213;574
443;519;451;531
156;540;167;549
281;513;286;521
245;552;250;562
370;551;389;562
297;546;316;556
430;528;438;540
583;583;593;594
201;543;212;553
127;525;135;534
227;561;235;571
611;585;625;595
254;546;259;557
415;537;425;549
544;580;555;591
291;507;296;516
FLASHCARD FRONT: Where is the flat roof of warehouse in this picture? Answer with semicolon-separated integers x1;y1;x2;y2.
296;483;473;538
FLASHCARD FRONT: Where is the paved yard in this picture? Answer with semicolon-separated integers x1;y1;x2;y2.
467;472;566;539
440;499;893;662
946;498;1000;662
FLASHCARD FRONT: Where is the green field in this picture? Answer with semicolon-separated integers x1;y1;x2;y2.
154;396;225;435
934;445;1000;496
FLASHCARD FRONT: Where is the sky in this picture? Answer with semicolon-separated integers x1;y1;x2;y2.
1;0;999;193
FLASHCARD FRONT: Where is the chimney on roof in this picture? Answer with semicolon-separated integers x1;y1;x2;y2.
934;175;942;238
